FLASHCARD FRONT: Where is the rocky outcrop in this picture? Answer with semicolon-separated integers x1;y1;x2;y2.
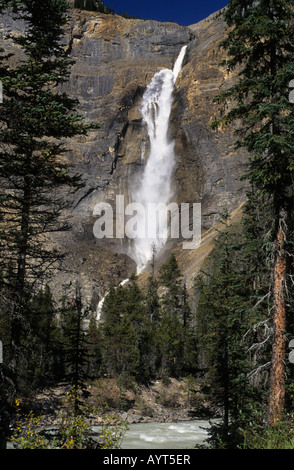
1;8;249;304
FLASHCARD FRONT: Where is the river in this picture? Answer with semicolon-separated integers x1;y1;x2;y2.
8;419;212;450
119;420;211;449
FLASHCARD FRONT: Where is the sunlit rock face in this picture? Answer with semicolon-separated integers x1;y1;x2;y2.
0;8;248;304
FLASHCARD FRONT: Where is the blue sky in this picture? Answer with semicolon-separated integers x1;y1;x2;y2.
108;1;229;26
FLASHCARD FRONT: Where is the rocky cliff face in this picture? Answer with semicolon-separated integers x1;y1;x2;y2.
1;8;249;306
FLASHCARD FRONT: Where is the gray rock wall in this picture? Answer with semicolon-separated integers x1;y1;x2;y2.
0;8;249;304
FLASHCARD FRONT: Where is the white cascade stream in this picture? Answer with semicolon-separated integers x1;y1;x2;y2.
129;45;187;274
96;46;187;320
96;277;129;322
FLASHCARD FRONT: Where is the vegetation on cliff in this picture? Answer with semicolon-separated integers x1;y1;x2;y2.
73;0;142;19
74;0;115;15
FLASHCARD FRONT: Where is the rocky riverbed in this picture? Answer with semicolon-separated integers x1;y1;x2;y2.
16;377;218;427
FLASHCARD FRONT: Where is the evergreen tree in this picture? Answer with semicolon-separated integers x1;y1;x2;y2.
212;0;294;426
101;277;144;379
101;283;122;336
158;253;182;320
62;284;90;412
240;189;274;389
180;282;198;374
156;254;195;377
74;0;84;9
86;312;102;379
113;313;140;379
0;0;100;388
24;285;63;389
99;259;197;381
155;311;184;378
84;0;96;11
145;245;160;324
195;210;259;447
140;274;160;380
123;274;145;331
137;316;158;381
146;274;160;324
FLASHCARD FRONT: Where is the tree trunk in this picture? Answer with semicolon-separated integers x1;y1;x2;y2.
10;176;31;385
267;220;287;426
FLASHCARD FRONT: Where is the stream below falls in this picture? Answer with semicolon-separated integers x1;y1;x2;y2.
117;420;211;449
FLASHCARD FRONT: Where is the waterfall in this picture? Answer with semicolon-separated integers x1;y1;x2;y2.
129;45;187;274
96;46;187;321
96;277;129;321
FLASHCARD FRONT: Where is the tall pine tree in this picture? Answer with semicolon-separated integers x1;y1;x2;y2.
195;210;260;448
0;0;100;387
62;283;90;413
212;0;294;426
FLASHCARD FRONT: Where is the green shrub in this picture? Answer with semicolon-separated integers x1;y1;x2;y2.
11;389;127;449
242;414;294;449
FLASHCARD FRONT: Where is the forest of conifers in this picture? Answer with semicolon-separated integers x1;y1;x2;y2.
1;0;294;450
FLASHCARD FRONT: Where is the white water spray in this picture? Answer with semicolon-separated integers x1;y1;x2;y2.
96;46;187;320
129;45;187;274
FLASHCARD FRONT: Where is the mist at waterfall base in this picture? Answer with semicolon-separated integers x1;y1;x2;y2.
129;45;187;275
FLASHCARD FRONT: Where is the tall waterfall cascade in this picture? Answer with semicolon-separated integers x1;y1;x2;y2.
96;46;187;321
129;45;187;274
